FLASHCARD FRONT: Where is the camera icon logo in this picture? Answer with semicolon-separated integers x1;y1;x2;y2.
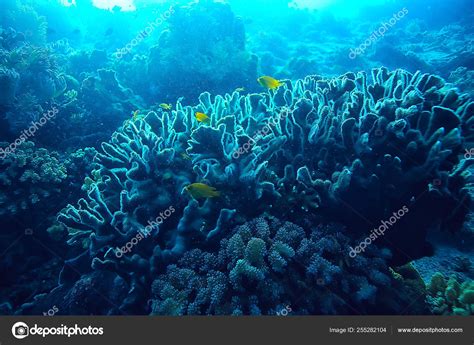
12;322;29;339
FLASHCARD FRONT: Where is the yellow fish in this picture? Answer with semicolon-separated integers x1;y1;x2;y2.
195;112;210;123
160;103;172;110
132;110;141;120
185;183;220;199
257;76;283;90
235;87;245;92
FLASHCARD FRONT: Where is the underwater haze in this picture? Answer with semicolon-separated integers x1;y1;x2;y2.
0;0;473;316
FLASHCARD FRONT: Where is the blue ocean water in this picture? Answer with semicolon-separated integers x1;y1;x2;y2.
0;0;473;316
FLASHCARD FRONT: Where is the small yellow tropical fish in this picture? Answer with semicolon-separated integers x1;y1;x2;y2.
132;110;140;120
195;112;210;123
185;183;220;199
235;87;245;92
181;153;192;160
160;103;172;110
257;76;283;90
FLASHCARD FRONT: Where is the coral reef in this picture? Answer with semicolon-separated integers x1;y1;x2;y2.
145;0;258;103
4;43;65;101
426;273;473;315
1;0;47;45
0;0;472;317
0;141;67;220
0;29;142;149
0;142;97;313
54;68;472;313
151;216;426;315
0;0;472;318
449;67;474;96
0;65;19;106
78;68;143;126
249;6;474;85
0;141;96;225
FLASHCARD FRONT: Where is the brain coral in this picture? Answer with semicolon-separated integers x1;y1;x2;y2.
57;68;473;312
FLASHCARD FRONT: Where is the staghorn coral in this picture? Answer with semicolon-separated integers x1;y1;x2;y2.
57;67;473;312
150;216;426;315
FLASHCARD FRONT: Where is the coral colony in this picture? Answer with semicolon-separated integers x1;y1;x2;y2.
0;0;473;316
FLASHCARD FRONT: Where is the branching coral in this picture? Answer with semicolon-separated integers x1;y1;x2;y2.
63;147;98;190
0;141;67;220
0;142;97;229
57;67;473;313
0;21;128;149
150;216;426;315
